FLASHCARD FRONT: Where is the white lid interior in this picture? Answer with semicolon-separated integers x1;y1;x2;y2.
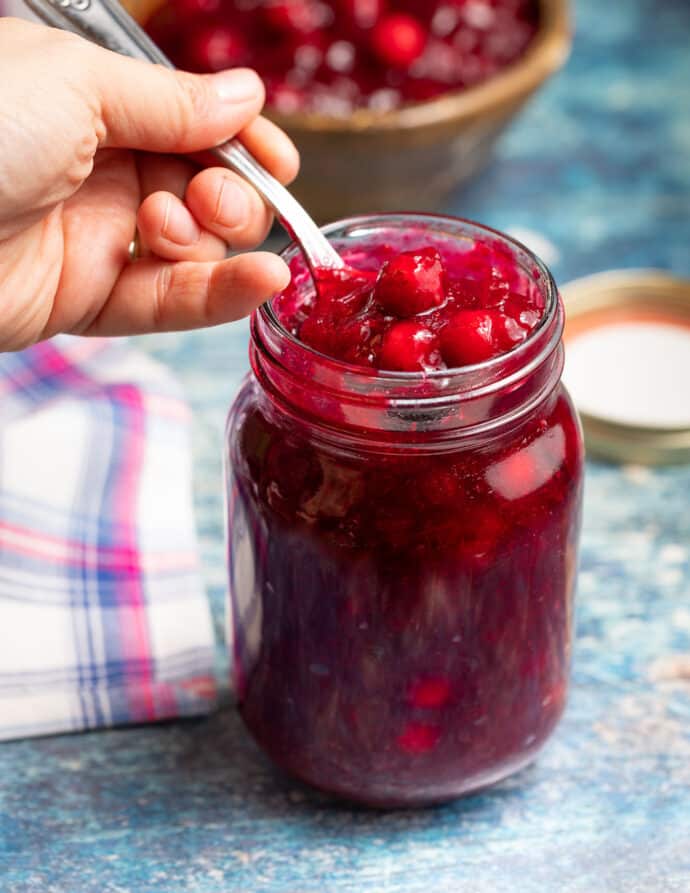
563;319;690;429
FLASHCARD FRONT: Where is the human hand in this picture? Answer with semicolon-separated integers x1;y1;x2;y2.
0;18;300;351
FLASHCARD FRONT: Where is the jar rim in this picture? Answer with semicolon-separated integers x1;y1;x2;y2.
259;211;561;390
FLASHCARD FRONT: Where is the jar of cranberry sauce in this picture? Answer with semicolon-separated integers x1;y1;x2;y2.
225;214;583;807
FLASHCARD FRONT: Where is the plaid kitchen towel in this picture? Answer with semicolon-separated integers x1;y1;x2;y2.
0;336;217;740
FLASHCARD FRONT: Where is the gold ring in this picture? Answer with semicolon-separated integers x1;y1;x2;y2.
127;230;141;262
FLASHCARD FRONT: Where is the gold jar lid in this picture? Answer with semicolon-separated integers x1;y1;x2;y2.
561;269;690;465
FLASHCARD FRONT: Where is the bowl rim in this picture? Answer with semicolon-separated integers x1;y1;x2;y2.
267;0;571;134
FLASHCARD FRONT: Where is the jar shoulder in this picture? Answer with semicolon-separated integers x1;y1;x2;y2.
227;378;583;545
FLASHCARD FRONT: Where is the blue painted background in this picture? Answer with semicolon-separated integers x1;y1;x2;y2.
1;0;689;889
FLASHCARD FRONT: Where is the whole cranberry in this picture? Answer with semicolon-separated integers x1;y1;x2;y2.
371;13;427;68
185;24;247;71
439;309;505;366
374;247;445;317
379;321;439;371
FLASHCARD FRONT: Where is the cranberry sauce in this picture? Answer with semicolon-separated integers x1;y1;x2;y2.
147;0;539;115
226;216;583;806
274;237;545;371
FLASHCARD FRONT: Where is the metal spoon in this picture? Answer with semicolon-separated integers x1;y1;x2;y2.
22;0;346;273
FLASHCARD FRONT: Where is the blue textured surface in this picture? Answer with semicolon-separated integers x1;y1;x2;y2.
2;0;690;889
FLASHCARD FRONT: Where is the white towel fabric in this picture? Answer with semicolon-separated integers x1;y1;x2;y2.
0;336;216;740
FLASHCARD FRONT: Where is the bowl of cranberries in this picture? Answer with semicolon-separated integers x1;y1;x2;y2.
126;0;570;218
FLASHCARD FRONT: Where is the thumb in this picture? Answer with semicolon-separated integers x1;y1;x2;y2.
87;45;266;153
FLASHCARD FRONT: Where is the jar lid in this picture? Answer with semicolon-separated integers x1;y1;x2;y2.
561;269;690;465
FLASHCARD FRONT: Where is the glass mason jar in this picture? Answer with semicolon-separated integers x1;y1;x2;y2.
225;214;584;807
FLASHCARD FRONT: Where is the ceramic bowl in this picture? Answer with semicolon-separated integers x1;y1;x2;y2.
126;0;570;220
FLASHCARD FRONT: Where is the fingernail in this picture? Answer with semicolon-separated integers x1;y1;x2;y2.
214;177;250;229
210;68;263;103
162;197;200;245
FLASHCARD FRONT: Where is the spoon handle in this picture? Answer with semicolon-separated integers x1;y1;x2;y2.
22;0;345;271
